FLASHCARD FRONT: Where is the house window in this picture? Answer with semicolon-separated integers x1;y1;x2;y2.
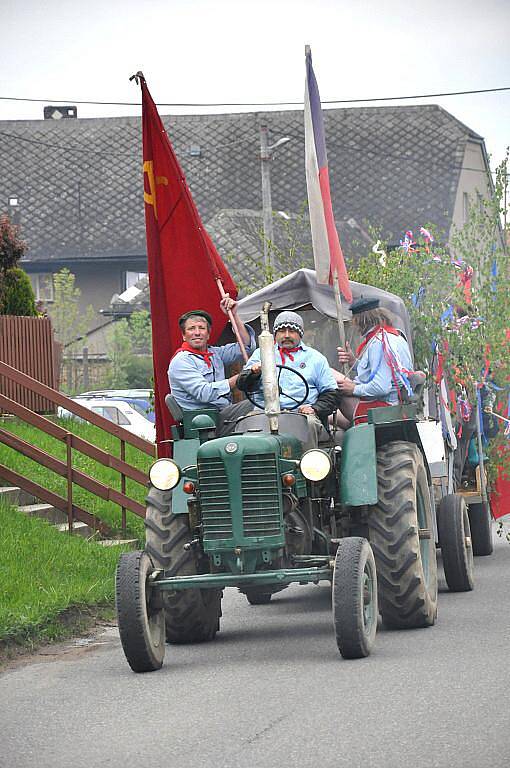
463;192;470;224
123;271;148;291
30;273;54;302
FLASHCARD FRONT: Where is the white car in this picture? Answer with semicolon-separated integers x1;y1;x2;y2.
58;398;156;443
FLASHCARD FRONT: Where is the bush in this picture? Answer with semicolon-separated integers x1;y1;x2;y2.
124;355;154;387
2;268;37;316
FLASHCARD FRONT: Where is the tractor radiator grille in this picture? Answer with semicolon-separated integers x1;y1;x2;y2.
198;456;233;540
198;453;282;541
241;454;281;537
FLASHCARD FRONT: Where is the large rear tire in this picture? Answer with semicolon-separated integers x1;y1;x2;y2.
144;488;222;644
332;537;377;659
468;500;494;556
368;441;438;629
116;550;165;673
437;494;474;592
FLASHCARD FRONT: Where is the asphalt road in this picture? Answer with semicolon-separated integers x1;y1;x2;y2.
1;530;510;768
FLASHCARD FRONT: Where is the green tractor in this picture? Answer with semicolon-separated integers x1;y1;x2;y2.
116;277;455;672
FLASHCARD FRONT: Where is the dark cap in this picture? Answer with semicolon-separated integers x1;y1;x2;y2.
349;297;380;315
178;310;213;328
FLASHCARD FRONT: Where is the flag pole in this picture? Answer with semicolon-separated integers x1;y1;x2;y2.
215;278;249;363
333;270;348;374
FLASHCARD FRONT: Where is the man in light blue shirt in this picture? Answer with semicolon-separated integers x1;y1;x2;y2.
168;295;256;435
238;311;339;445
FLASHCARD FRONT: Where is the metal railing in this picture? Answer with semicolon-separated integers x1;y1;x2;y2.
0;360;156;537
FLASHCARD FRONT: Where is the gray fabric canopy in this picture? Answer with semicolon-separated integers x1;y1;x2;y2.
236;268;413;345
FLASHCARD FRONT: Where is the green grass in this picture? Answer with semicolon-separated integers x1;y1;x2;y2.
0;416;153;539
0;501;129;647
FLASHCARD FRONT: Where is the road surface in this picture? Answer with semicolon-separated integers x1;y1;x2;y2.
1;531;509;768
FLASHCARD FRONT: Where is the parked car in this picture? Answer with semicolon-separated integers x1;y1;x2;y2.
78;389;155;423
58;397;156;442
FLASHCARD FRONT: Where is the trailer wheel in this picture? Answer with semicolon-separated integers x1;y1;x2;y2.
468;500;494;556
332;537;377;659
368;441;438;629
145;488;222;644
116;550;165;673
437;494;474;592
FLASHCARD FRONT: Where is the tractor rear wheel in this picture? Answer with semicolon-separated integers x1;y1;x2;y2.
144;488;222;644
332;537;377;659
368;441;438;629
437;494;474;592
116;550;165;673
468;500;494;556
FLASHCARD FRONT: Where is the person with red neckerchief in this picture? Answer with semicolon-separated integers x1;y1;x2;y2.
335;297;413;424
168;295;256;435
238;310;339;446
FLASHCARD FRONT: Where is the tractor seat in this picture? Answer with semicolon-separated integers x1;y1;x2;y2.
165;394;184;422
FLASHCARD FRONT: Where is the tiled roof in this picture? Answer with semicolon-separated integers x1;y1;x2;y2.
0;105;478;275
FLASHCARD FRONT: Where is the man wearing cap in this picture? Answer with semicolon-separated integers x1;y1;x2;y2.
238;310;339;445
336;297;413;420
168;295;256;434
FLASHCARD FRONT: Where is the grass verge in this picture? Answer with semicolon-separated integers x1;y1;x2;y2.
0;501;128;660
0;416;152;539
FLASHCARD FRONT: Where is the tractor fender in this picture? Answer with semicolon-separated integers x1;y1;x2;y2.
340;424;378;506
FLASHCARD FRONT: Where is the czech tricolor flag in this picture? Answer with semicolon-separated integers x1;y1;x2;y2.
304;46;352;303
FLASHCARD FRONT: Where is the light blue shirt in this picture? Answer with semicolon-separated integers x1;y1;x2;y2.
244;342;337;410
353;330;413;403
168;326;256;410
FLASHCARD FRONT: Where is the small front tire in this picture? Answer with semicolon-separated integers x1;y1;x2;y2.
333;537;378;659
116;550;165;673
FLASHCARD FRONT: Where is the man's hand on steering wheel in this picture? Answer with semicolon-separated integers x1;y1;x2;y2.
242;364;310;411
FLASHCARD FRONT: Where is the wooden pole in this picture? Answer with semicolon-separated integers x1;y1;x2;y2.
215;278;249;363
333;271;347;374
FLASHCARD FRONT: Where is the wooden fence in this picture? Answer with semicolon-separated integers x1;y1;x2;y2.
0;315;58;412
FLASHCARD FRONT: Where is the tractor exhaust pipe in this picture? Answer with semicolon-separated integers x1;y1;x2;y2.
259;301;280;433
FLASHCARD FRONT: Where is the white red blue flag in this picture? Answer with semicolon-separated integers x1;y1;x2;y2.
304;46;352;302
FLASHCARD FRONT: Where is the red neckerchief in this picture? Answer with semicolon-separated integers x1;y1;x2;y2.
278;345;302;365
173;342;213;368
356;325;400;356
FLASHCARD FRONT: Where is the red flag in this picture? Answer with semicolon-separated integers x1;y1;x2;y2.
138;74;238;455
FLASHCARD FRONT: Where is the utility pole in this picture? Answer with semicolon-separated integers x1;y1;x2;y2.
259;125;274;271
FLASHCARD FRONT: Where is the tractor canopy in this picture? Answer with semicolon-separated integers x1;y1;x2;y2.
219;268;414;369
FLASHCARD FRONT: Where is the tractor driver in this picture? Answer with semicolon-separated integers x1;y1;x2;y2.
237;310;339;446
168;295;256;435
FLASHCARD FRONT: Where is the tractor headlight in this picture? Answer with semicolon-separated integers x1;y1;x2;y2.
149;459;181;491
299;449;332;482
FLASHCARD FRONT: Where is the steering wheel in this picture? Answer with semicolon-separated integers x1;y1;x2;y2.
244;364;310;411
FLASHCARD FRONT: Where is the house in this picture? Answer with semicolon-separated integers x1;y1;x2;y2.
0;104;494;337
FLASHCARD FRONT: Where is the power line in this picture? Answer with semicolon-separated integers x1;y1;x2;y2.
0;85;509;109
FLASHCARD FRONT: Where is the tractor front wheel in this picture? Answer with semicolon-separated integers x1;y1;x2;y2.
332;537;377;659
116;550;165;673
368;441;438;629
145;488;222;644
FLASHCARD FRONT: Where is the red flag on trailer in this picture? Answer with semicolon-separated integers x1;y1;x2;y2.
136;73;238;456
304;47;352;303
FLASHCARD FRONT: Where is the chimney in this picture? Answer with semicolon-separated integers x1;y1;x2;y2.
43;105;78;120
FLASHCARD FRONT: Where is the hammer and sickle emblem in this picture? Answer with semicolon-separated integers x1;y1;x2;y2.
143;160;168;221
